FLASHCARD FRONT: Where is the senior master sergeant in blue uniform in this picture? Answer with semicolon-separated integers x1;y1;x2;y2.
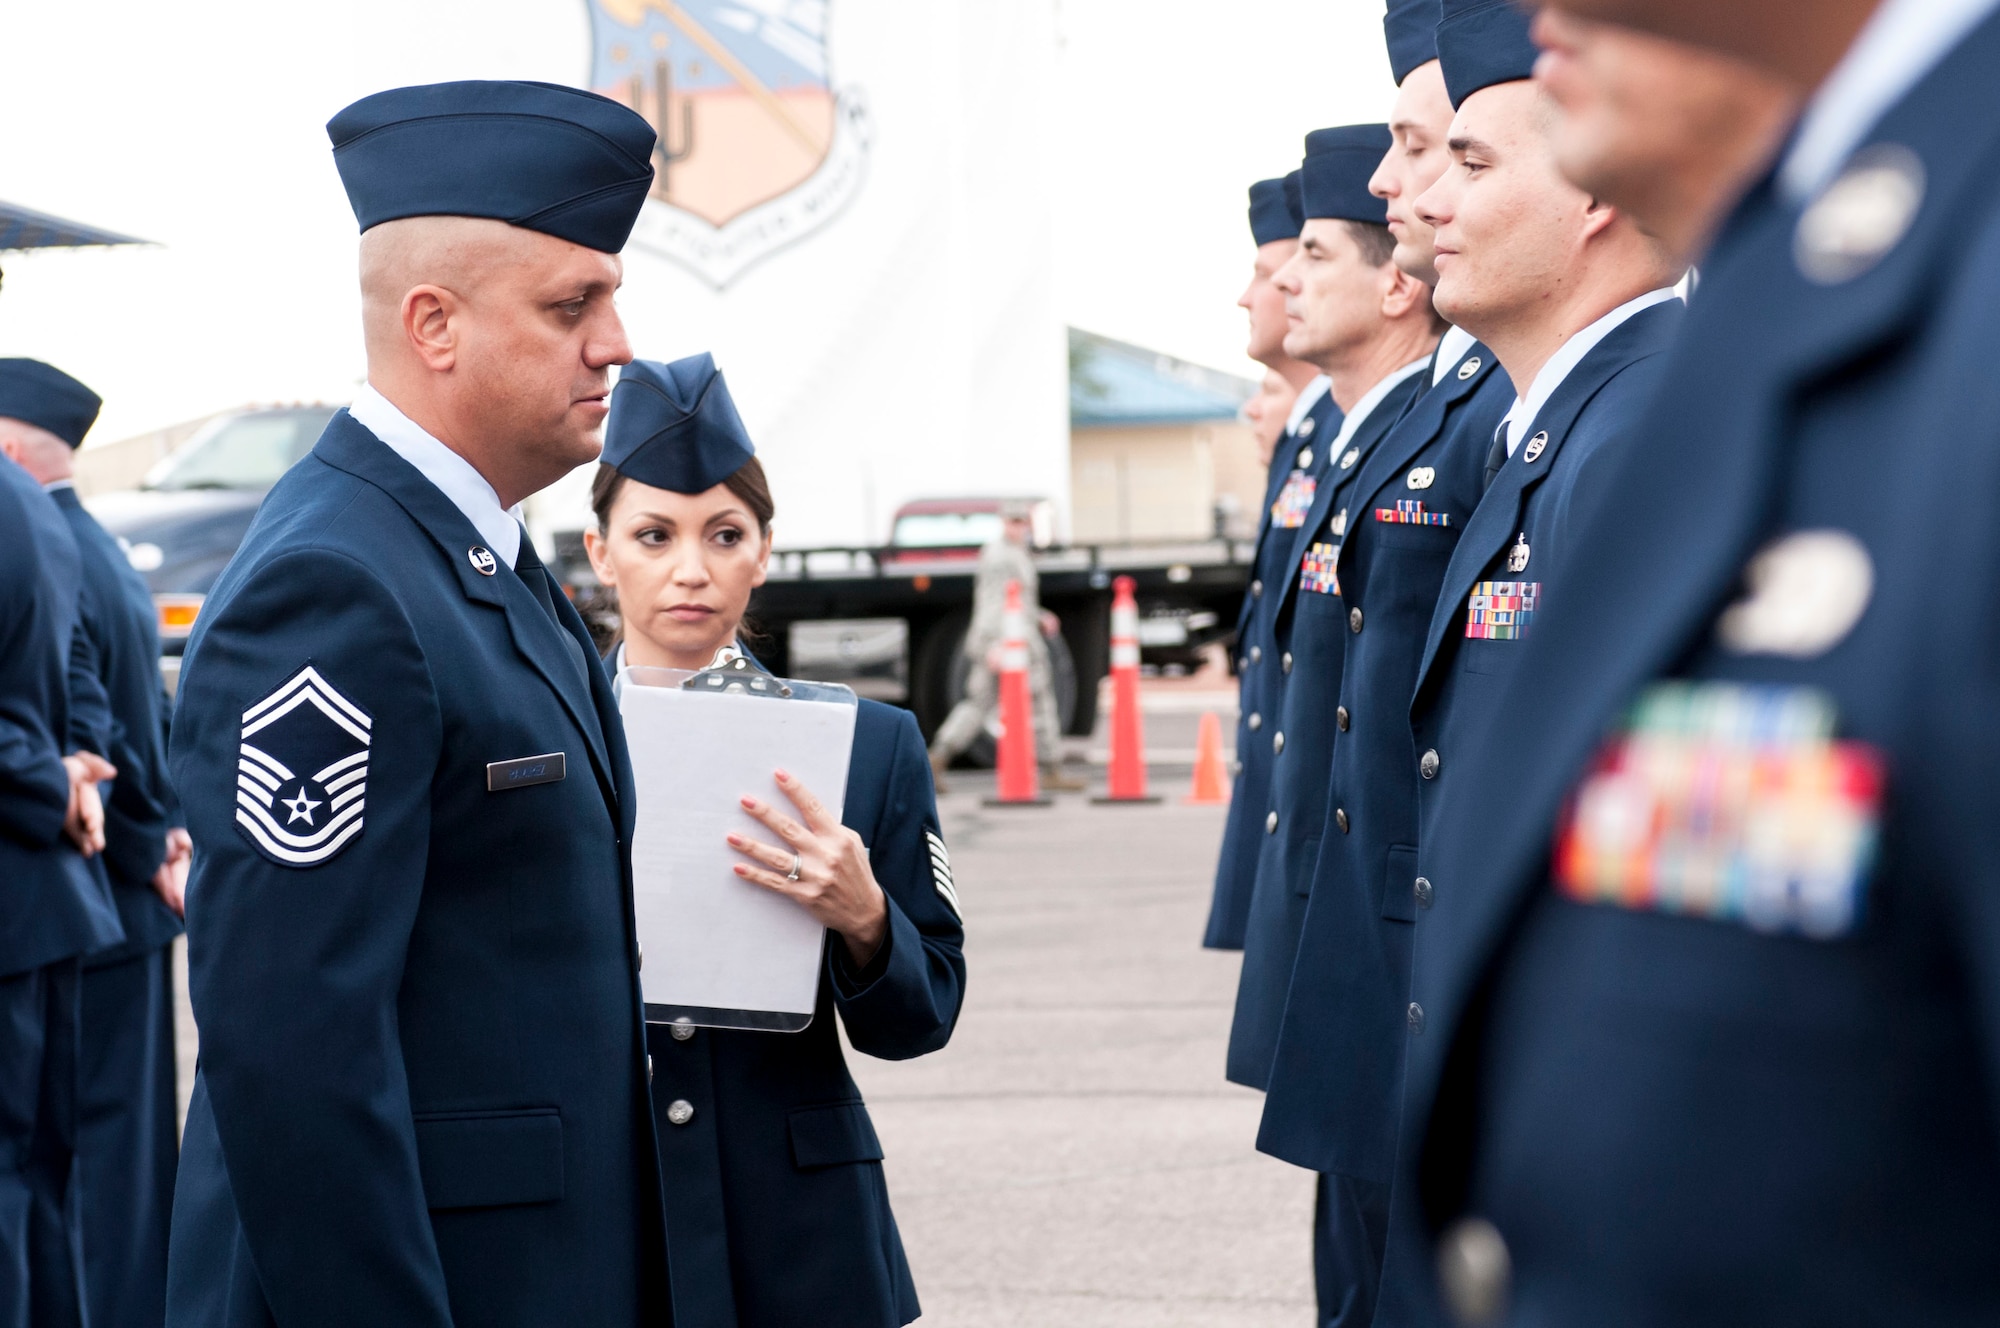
167;81;671;1327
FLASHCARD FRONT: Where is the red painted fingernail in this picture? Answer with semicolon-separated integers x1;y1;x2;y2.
775;769;792;782
740;795;757;809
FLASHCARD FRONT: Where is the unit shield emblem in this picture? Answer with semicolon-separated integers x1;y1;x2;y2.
589;0;871;287
235;665;372;868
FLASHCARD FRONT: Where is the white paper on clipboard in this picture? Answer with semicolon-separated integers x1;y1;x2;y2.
618;659;858;1032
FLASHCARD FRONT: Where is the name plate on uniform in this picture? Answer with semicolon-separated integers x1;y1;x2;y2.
1554;682;1883;940
487;752;566;792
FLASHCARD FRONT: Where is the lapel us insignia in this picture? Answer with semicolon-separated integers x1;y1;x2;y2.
468;546;498;576
1506;533;1530;573
925;829;962;918
235;664;372;868
1523;432;1549;463
1298;416;1317;439
1457;356;1481;381
1406;466;1436;489
1795;143;1924;285
1715;528;1873;658
1340;448;1359;470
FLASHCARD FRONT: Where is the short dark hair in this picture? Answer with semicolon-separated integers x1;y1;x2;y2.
589;454;776;533
1343;219;1397;269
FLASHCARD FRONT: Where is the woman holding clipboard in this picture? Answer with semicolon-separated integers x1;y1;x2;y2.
584;355;966;1328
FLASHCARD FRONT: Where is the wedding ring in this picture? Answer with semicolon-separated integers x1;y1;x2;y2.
787;853;802;881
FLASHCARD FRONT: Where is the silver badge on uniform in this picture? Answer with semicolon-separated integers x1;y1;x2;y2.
235;664;372;868
1715;529;1874;659
1406;466;1436;490
1331;508;1348;538
468;546;498;576
1340;448;1359;470
1507;534;1530;573
1795;144;1924;285
925;829;962;918
1522;432;1548;463
1298;416;1317;438
1297;446;1314;471
1456;356;1481;381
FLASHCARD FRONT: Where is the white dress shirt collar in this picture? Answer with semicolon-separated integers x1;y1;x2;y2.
1285;374;1333;435
350;383;523;567
1779;0;2000;204
1432;325;1479;387
40;478;75;494
1328;355;1432;456
1500;288;1681;454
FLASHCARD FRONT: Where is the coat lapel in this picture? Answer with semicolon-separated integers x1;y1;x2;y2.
312;413;619;809
1412;301;1684;696
1335;347;1502;589
1422;4;2000;1061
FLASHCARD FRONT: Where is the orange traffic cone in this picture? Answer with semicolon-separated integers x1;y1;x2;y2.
1094;576;1160;804
984;580;1052;807
1185;711;1231;805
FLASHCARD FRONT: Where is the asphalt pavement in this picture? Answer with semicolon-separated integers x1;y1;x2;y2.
172;673;1317;1325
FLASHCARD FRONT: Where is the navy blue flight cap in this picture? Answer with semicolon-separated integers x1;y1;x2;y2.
1384;0;1442;85
1299;126;1393;225
1248;177;1300;246
1437;0;1542;108
1282;171;1305;231
602;355;755;494
328;81;657;254
0;358;101;449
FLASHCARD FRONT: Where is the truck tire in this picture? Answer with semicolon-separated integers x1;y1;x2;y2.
922;610;1078;768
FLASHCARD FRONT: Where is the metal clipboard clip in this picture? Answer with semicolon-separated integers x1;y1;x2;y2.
682;649;794;699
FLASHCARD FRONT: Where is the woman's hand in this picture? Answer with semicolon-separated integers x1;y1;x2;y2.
728;770;889;968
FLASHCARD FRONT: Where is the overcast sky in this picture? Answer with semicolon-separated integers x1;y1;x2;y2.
0;0;1395;444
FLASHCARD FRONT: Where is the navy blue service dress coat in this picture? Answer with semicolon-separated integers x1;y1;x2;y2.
167;412;667;1327
1403;18;2000;1324
1226;366;1431;1091
645;698;966;1328
1255;343;1508;1174
51;483;184;1328
0;464;123;981
0;460;124;1328
1206;390;1342;950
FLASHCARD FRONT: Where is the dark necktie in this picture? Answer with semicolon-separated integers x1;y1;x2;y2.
1482;421;1510;492
513;534;562;625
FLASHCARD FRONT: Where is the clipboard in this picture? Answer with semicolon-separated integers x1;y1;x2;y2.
616;652;859;1032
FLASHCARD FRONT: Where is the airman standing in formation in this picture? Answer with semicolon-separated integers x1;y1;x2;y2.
0;360;188;1328
1206;170;1342;950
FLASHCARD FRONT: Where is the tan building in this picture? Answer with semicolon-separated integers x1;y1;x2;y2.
1067;328;1263;544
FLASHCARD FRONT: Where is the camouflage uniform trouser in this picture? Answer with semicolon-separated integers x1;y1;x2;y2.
929;637;1063;765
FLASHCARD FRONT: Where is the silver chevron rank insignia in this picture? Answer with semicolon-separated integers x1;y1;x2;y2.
235;664;373;868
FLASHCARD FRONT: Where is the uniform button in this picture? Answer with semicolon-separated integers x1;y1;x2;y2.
667;1099;695;1126
1420;749;1440;780
1248;711;1263;731
1335;705;1350;732
1272;731;1285;755
1250;645;1263;664
1251;578;1264;598
1281;652;1293;674
1438;1217;1511;1327
1407;1002;1425;1033
1265;811;1279;835
1240;655;1249;672
670;1019;696;1042
1414;877;1434;909
1334;808;1349;834
1349;607;1364;633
